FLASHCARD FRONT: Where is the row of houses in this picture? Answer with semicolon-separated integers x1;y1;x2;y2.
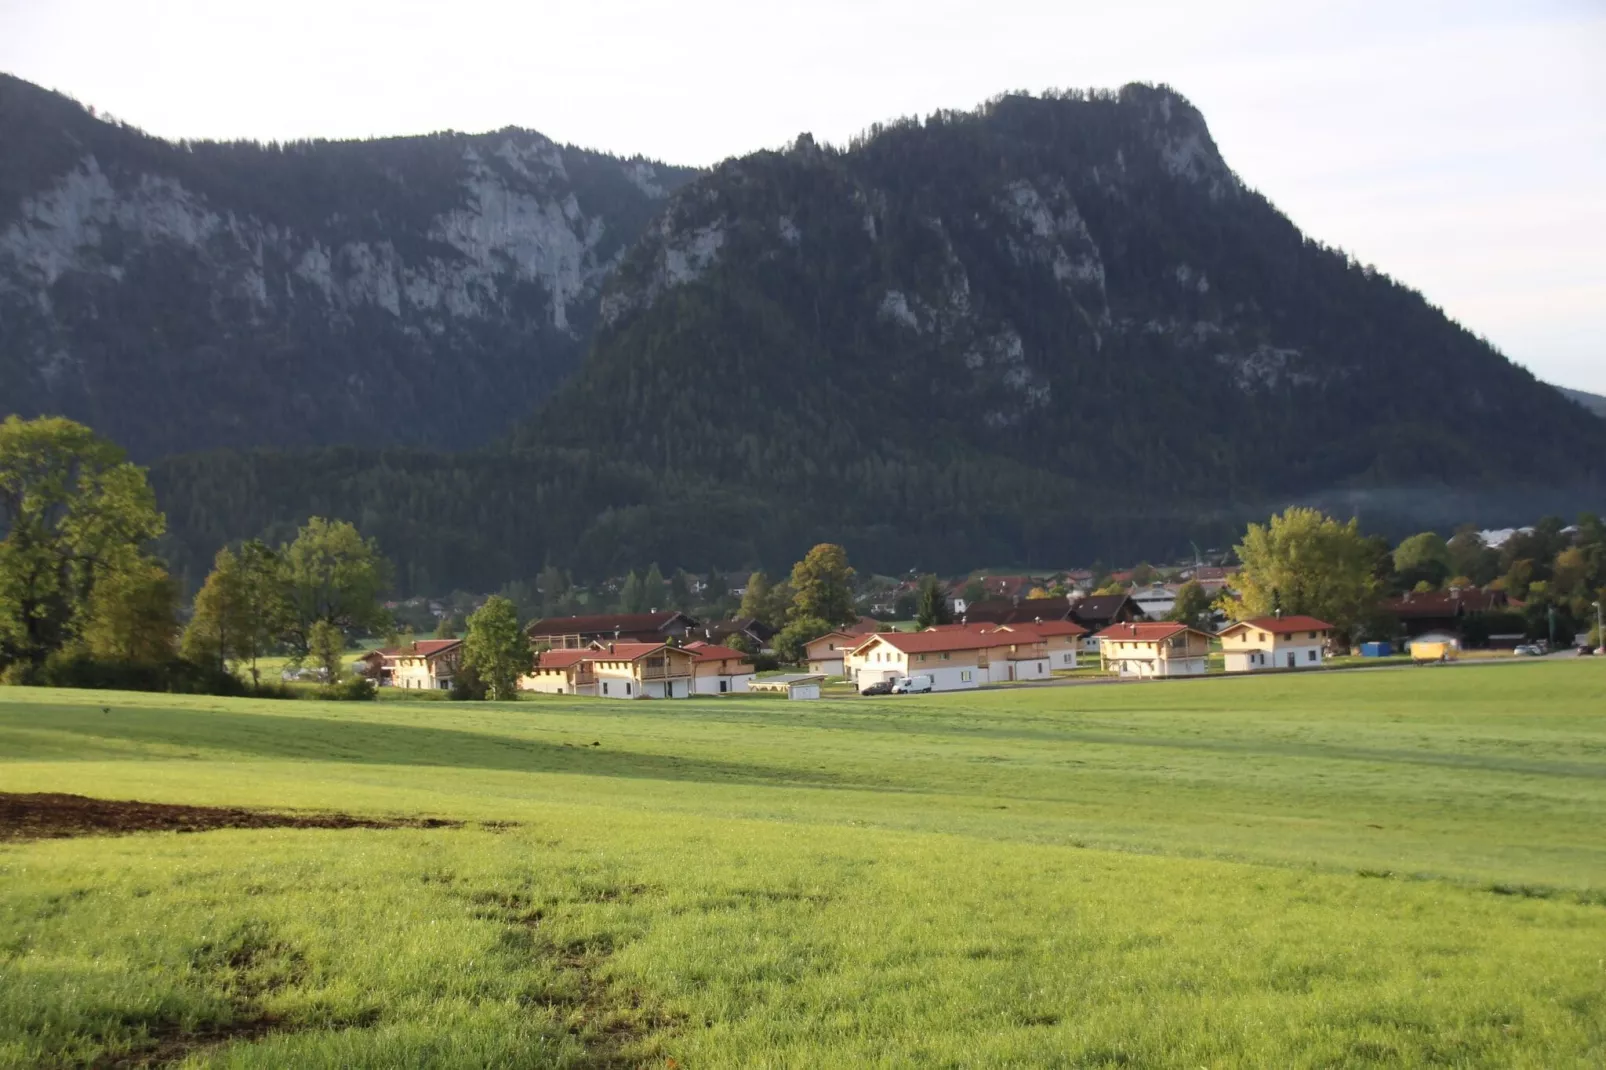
357;606;1336;699
807;612;1335;691
358;635;758;698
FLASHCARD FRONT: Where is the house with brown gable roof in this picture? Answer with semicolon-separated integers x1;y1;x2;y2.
685;641;757;694
1095;622;1211;678
519;641;700;699
526;611;700;649
1218;615;1334;672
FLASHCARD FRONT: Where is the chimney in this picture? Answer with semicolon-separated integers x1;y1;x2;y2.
1275;608;1282;619
608;642;615;654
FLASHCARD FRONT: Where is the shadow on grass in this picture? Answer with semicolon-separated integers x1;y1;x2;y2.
0;703;860;791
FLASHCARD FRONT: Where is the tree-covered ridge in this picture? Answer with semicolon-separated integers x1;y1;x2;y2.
0;72;700;458
17;80;1602;590
535;84;1605;496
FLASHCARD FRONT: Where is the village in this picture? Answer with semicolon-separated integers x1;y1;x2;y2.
353;517;1604;700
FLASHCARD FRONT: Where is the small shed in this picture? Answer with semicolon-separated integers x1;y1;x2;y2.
749;674;826;701
1359;641;1393;658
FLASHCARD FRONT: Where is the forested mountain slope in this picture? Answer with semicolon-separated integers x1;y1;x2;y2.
9;77;1601;589
0;73;698;456
528;85;1604;499
1560;387;1606;420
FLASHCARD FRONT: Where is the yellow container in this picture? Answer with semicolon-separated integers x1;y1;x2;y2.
1409;640;1457;664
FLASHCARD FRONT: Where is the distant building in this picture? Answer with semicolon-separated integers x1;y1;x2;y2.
1380;589;1508;641
750;674;825;701
391;639;463;690
1131;583;1180;620
696;617;777;651
804;631;859;676
1218;615;1333;672
527;611;700;649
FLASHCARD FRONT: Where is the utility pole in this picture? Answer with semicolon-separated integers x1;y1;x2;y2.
1594;600;1603;653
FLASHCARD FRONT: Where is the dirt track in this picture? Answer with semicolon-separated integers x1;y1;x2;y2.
0;792;460;842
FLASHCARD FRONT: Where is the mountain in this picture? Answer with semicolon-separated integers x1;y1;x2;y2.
508;86;1606;559
1559;386;1606;420
0;73;699;457
142;86;1606;592
7;77;1602;589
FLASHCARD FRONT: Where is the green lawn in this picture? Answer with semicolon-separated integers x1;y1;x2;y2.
2;662;1604;1067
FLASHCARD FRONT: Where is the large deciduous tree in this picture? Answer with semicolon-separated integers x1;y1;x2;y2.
182;541;287;683
280;517;391;657
0;416;166;671
82;558;179;665
788;543;855;626
774;616;831;665
1166;579;1214;629
1392;532;1451;591
915;575;953;629
1223;507;1381;642
461;595;531;700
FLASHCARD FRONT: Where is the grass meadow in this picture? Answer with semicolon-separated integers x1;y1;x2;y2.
1;661;1603;1067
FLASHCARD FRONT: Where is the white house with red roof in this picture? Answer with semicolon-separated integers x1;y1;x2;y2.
1095;622;1211;678
848;624;1070;691
518;641;699;699
1217;615;1333;672
685;641;756;694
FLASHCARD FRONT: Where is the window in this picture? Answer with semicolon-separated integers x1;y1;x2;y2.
920;654;928;662
1259;632;1268;642
625;683;632;696
720;680;728;693
1310;632;1317;639
602;682;609;695
942;653;950;660
961;670;972;682
1308;649;1317;662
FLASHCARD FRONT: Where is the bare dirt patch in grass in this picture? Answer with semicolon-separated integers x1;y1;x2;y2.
0;792;462;842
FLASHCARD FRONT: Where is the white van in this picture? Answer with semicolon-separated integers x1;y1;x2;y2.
891;675;933;694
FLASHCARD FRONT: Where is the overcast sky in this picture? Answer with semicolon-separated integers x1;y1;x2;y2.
4;0;1603;392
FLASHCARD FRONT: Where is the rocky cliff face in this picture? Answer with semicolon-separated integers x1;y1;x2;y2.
0;73;697;456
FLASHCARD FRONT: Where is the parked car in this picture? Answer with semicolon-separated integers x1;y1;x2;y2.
1577;645;1596;656
891;675;933;694
1514;644;1542;656
859;679;894;696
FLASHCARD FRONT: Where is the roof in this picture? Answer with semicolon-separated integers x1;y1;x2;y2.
527;611;695;636
1094;622;1204;642
1220;615;1333;635
845;616;882;635
859;630;1014;655
804;630;861;648
584;641;681;660
700;617;778;641
401;639;461;657
1381;589;1506;619
534;649;592;669
962;596;1073;624
1070;595;1138;623
1000;620;1088;638
686;643;752;662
